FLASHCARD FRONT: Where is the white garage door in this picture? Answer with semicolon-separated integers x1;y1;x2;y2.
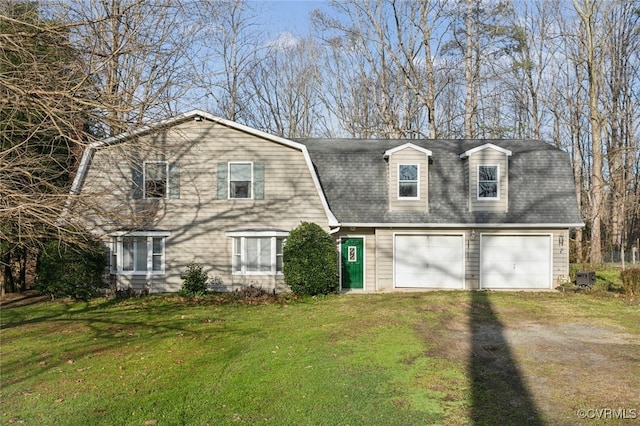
481;235;552;289
395;235;464;289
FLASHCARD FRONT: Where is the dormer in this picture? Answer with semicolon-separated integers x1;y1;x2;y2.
384;143;432;212
460;143;512;213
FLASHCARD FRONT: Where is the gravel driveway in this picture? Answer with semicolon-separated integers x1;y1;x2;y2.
425;293;640;425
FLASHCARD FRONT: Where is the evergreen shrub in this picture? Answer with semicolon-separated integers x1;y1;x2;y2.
35;238;107;301
283;222;338;296
180;262;209;296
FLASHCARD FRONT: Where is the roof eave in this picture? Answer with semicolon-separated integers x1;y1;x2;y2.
92;109;307;152
459;143;513;159
332;222;585;229
383;142;433;158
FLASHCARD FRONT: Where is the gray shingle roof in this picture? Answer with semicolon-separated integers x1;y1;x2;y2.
295;138;584;226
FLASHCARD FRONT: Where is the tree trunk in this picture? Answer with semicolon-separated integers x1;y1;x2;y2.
464;0;477;139
420;1;438;139
0;249;5;297
574;0;604;263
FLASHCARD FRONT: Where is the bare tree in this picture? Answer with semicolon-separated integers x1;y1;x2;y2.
1;0;204;294
313;0;431;138
1;1;93;294
443;0;518;138
500;0;559;140
192;0;265;122
245;35;327;137
55;0;200;135
463;0;479;138
387;0;448;139
4;0;639;277
572;0;606;263
601;1;640;263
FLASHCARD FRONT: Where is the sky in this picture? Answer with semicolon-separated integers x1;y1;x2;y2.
261;0;327;37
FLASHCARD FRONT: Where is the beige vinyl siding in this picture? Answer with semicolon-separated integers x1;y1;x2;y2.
467;149;508;212
387;148;429;212
374;228;394;291
465;231;480;289
79;119;328;293
554;229;570;284
365;231;376;291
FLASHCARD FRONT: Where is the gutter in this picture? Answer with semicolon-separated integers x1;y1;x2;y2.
332;222;585;230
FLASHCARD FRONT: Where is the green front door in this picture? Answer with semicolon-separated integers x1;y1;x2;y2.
341;238;364;289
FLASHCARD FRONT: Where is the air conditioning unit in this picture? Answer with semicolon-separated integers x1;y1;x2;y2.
576;271;596;287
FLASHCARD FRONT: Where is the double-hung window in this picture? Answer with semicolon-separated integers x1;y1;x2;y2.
398;164;419;199
217;162;264;200
229;162;253;199
228;231;287;275
132;161;179;200
110;232;169;275
144;161;168;199
478;165;499;199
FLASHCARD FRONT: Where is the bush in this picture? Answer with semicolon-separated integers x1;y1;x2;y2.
620;267;640;295
234;284;269;299
180;262;209;296
283;222;338;296
35;238;108;301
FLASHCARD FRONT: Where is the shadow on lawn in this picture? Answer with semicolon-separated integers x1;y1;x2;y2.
469;291;544;425
0;297;205;388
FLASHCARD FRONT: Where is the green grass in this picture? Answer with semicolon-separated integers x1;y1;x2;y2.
568;262;627;292
1;291;639;425
2;295;450;425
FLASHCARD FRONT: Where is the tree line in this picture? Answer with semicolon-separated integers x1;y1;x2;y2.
1;0;638;293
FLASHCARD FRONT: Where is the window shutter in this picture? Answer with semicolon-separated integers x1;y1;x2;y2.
254;162;264;200
217;162;228;199
169;162;180;199
131;163;144;199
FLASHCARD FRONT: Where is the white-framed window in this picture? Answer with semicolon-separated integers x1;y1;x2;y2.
228;231;287;275
144;161;168;199
229;162;253;199
398;164;419;199
478;165;499;199
110;232;169;275
217;162;264;200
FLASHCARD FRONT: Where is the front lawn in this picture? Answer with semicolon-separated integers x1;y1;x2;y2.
1;292;639;425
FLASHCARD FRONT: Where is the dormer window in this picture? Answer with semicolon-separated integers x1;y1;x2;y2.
478;165;498;199
460;144;510;212
384;143;431;211
398;164;419;199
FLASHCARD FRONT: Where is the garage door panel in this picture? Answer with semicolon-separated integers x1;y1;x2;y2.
481;235;551;289
395;235;464;289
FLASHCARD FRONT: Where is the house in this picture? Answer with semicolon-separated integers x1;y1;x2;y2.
70;110;584;293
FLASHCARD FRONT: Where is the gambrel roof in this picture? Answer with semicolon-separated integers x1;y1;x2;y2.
68;110;340;226
296;138;584;228
68;109;583;230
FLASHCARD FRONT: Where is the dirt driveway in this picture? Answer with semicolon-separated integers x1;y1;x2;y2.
428;292;640;425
